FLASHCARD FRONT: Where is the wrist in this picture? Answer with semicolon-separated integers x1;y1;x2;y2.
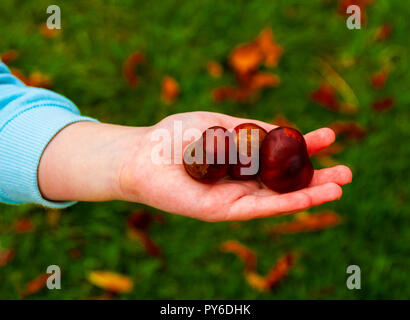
38;122;149;202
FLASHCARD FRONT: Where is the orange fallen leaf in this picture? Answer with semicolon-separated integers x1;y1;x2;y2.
372;97;394;112
268;211;341;234
123;51;145;87
9;68;52;88
0;50;19;64
330;121;367;141
161;76;179;104
249;72;280;90
338;0;373;24
46;210;61;228
20;273;49;297
246;253;296;291
0;249;15;267
229;43;263;75
39;23;61;38
220;241;257;272
257;28;283;67
375;24;393;41
271;114;299;130
14;218;34;233
310;83;340;111
88;271;133;293
207;61;223;78
371;70;388;89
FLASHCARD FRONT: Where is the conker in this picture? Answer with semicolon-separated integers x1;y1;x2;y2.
259;127;313;193
228;123;267;180
183;126;231;183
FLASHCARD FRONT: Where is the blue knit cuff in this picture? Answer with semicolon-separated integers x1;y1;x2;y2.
0;104;98;208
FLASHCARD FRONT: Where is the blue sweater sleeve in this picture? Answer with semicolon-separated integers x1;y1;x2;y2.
0;61;98;208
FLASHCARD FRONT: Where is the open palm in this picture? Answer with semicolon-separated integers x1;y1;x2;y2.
119;112;352;221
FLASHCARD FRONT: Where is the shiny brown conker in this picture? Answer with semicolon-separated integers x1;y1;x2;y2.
183;126;232;183
228;123;267;180
259;127;314;193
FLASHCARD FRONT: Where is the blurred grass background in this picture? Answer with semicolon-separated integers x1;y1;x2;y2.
0;0;409;299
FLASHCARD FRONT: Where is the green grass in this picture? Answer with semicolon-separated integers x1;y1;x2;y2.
0;0;409;299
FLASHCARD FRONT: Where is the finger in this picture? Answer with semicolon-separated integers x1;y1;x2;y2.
304;128;336;155
216;113;278;132
227;182;342;221
309;165;353;187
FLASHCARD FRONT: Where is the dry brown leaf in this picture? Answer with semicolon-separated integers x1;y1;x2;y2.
310;83;340;111
257;28;283;67
207;61;223;78
46;210;61;228
20;273;49;297
161;76;179;104
268;211;341;234
123;51;145;87
375;24;393;41
338;0;373;24
88;271;133;293
0;50;19;64
220;241;257;272
39;23;61;38
313;142;345;158
14;218;34;233
127;211;163;257
330;121;367;141
271;114;299;130
0;249;15;267
371;70;388;89
373;97;394;112
9;68;52;88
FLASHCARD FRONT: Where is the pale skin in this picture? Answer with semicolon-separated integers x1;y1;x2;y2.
38;111;352;222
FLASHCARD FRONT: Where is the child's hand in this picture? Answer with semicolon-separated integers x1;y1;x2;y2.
117;112;352;221
39;112;352;221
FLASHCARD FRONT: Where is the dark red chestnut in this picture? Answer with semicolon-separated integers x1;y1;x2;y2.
259;127;313;193
229;123;267;180
183;126;231;183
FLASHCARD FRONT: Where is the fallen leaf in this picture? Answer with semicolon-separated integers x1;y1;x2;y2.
338;0;373;24
246;253;296;291
313;142;345;158
257;28;283;67
330;121;367;141
310;83;340;111
371;70;388;89
46;210;61;228
271;114;299;130
207;61;223;78
20;273;49;297
372;97;394;112
0;50;19;64
375;24;393;41
39;23;61;38
14;218;34;233
220;241;257;272
249;72;280;90
268;211;341;234
88;271;133;293
0;249;15;267
9;68;52;88
123;51;145;87
161;76;179;104
127;211;163;257
229;43;263;75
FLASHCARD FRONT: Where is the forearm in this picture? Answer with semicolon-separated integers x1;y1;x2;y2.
38;122;147;202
